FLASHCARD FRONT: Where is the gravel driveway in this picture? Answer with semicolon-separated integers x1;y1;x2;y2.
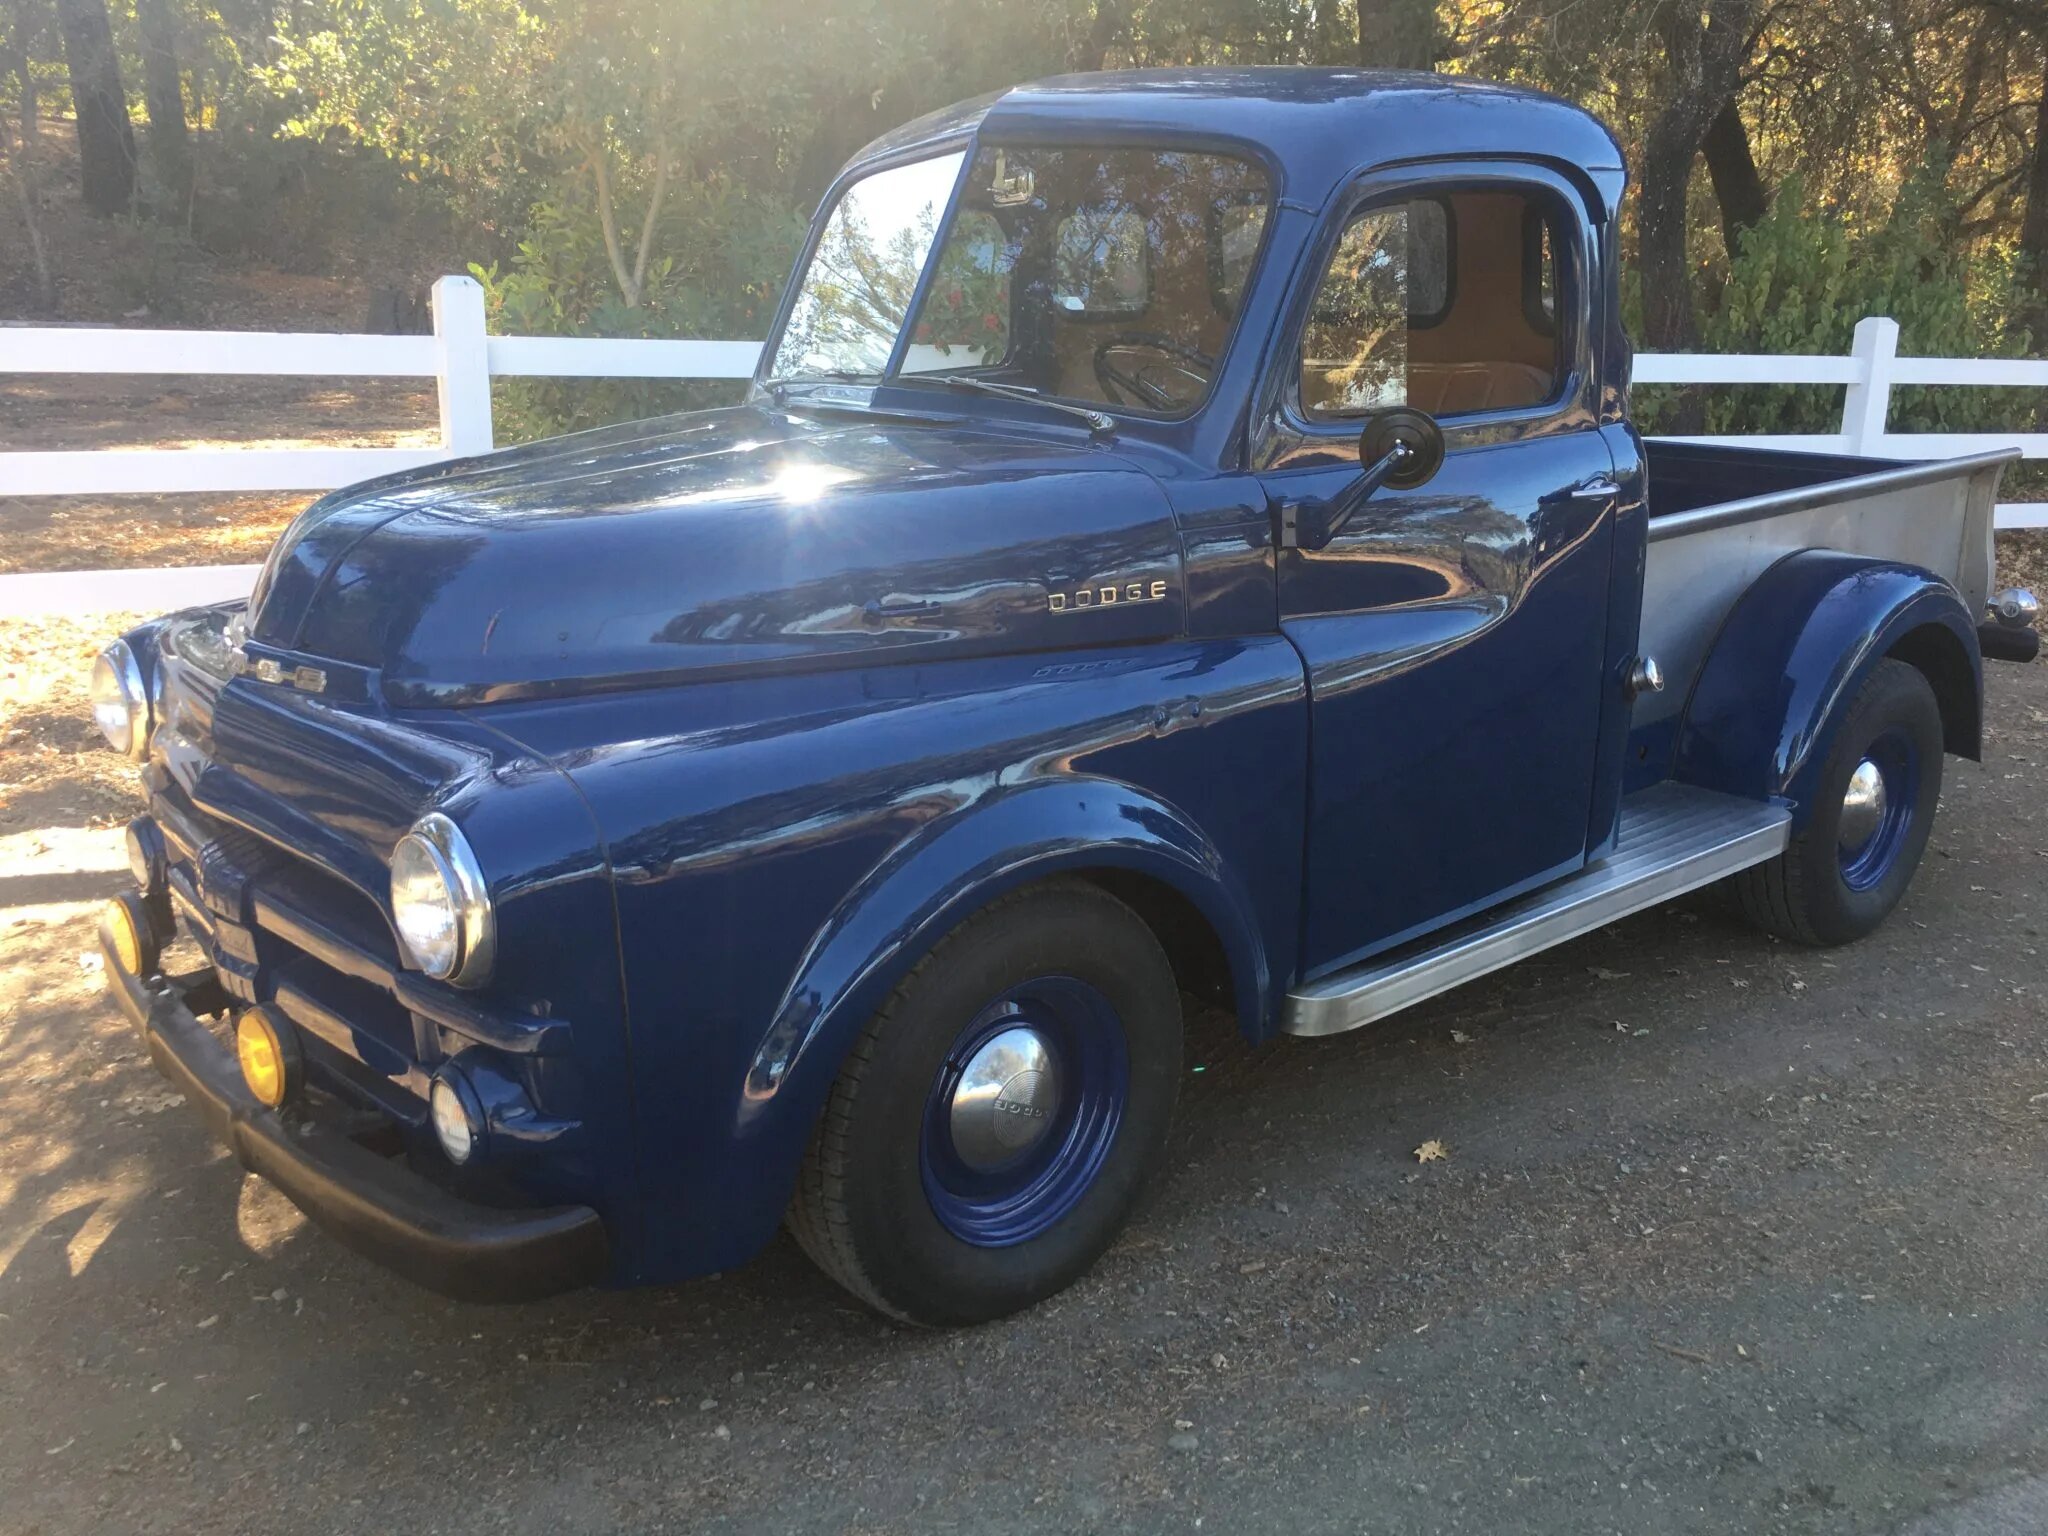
4;649;2046;1536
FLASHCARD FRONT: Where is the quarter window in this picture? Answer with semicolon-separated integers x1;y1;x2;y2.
1300;188;1566;421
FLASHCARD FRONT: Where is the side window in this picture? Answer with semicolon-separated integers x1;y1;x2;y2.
1300;188;1567;423
1300;205;1414;417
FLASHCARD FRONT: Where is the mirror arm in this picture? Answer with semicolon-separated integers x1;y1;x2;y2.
1288;443;1413;552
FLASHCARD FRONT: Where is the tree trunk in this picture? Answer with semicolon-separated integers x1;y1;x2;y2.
1068;0;1128;72
2021;46;2048;339
1702;97;1767;262
1637;109;1705;354
137;0;192;208
1357;0;1436;71
5;23;34;143
1311;0;1346;62
54;0;135;215
1635;0;1756;430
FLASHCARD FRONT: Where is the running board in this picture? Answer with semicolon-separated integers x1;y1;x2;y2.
1282;784;1791;1037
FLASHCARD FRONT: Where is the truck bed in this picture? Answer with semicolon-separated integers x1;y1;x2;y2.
1639;440;2012;729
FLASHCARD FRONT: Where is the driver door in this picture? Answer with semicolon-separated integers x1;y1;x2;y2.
1259;168;1619;977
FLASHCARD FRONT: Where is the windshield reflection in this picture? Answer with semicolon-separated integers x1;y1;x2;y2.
768;151;966;382
765;142;1272;420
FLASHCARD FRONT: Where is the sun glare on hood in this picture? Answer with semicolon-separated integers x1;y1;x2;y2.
769;463;858;505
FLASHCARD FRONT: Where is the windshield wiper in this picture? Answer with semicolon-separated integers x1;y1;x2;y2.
767;370;878;403
910;375;1116;437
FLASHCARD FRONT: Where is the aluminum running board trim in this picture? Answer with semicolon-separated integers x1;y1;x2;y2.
1281;784;1791;1037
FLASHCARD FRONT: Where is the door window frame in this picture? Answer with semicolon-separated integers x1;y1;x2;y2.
1251;160;1599;475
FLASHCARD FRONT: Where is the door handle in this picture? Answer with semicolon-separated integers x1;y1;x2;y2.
1556;476;1620;503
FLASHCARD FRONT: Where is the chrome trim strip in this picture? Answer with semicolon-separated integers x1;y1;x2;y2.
1645;449;2019;544
1282;784;1790;1036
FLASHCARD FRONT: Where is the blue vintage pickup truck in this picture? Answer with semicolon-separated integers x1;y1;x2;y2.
91;69;2037;1325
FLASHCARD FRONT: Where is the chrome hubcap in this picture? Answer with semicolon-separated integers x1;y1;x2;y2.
946;1025;1060;1170
1838;758;1888;851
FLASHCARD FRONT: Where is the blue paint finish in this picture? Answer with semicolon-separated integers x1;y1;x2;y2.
1672;552;1982;820
919;976;1130;1246
1837;727;1920;891
100;70;1995;1301
1585;422;1649;858
480;637;1305;1279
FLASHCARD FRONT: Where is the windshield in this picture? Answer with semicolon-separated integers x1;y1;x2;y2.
765;144;1273;418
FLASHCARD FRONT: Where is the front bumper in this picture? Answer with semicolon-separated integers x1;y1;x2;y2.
103;935;608;1304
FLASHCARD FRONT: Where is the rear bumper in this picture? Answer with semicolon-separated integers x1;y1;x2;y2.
1978;621;2040;665
104;936;608;1304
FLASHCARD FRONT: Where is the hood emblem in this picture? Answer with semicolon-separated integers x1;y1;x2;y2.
1048;577;1169;614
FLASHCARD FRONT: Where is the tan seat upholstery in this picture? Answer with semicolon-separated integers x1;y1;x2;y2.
1407;361;1552;415
1298;358;1553;419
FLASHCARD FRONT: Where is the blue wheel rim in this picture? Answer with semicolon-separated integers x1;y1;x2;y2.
1838;726;1920;892
920;975;1129;1248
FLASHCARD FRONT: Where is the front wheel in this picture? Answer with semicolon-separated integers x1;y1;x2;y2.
1735;657;1944;946
788;881;1182;1325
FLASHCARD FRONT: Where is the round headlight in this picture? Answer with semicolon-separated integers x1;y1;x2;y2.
429;1072;483;1165
389;812;494;987
89;640;150;760
125;817;166;891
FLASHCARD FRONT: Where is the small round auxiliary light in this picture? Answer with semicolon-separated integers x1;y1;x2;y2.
99;892;158;978
234;1007;302;1110
429;1071;485;1166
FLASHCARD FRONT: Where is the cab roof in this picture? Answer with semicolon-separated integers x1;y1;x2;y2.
853;68;1626;216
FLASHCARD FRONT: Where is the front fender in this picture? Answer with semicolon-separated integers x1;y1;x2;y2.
743;773;1271;1119
1674;551;1981;822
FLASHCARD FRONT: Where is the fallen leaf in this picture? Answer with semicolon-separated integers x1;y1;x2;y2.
1449;1030;1472;1045
1588;966;1629;981
1414;1139;1449;1164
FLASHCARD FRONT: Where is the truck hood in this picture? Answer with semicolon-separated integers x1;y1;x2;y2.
247;405;1186;705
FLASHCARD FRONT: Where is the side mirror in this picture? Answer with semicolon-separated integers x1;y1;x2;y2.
1289;406;1445;551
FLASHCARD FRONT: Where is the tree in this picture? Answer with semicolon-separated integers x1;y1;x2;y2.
2018;33;2048;332
3;1;57;309
1359;0;1437;69
1636;0;1759;360
1702;100;1768;260
53;0;134;214
136;0;193;208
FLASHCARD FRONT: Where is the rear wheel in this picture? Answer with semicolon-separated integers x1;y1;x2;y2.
1735;658;1944;946
789;881;1182;1325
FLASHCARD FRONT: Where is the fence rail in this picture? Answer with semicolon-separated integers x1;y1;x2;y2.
2;280;2043;614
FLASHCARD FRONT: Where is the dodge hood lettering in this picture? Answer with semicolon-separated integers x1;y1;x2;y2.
247;406;1186;705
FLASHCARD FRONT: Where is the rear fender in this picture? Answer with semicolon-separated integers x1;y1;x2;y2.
1674;551;1981;824
739;775;1269;1134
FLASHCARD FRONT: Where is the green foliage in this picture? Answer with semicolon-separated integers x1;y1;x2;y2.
1636;174;2043;440
473;176;806;440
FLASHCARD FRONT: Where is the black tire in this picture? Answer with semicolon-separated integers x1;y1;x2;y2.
1734;658;1944;946
788;881;1182;1325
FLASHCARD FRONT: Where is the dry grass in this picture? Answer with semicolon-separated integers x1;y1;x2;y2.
0;612;153;838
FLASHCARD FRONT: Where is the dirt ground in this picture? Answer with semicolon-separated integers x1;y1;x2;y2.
0;606;2043;1534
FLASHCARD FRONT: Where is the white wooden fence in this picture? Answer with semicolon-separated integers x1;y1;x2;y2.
2;277;2043;615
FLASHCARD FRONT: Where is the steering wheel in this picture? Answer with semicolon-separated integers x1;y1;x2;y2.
1093;334;1216;412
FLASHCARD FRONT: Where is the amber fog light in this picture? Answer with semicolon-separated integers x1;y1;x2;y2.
99;892;158;978
235;1008;302;1109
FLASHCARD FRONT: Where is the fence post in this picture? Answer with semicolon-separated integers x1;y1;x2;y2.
1839;315;1898;456
431;274;494;458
